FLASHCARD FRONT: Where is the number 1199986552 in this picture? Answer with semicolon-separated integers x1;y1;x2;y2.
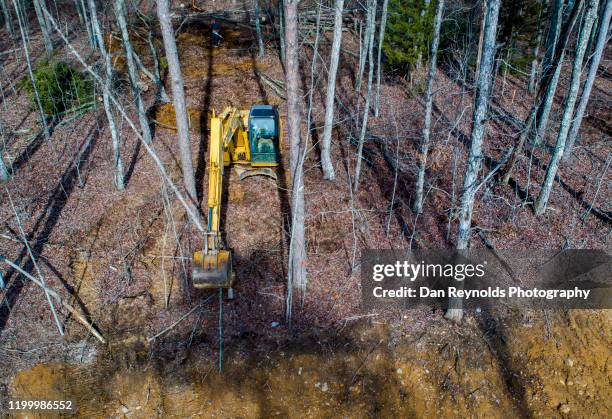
7;400;73;410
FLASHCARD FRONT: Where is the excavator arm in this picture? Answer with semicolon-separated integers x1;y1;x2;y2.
193;108;246;288
192;105;281;290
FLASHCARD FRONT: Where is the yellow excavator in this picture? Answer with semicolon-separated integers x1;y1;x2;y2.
192;104;282;290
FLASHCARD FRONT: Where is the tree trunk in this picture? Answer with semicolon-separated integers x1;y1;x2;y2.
33;0;53;54
284;0;307;314
353;0;376;192
535;0;582;143
320;0;344;181
254;0;265;58
1;0;12;35
279;0;285;64
413;0;444;214
79;0;94;47
541;0;564;80
156;0;200;221
564;0;611;160
501;0;583;181
115;0;152;144
13;0;50;140
474;0;487;81
416;0;431;71
528;1;545;94
534;0;599;215
89;0;124;190
356;2;375;94
374;0;389;118
0;143;8;182
447;0;500;323
146;28;171;103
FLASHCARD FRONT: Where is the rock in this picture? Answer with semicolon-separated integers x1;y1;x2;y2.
559;404;571;414
396;368;403;374
566;358;574;367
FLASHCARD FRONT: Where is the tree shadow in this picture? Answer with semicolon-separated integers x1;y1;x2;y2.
10;118;59;173
476;306;534;418
0;120;100;337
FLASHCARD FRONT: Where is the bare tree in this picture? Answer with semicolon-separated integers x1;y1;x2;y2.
564;0;611;160
33;0;53;54
115;0;152;144
501;1;583;182
474;0;487;81
536;0;580;143
284;0;307;319
534;0;599;215
89;0;125;190
541;0;564;80
374;0;389;117
356;0;375;94
1;0;12;35
12;0;50;140
0;149;7;182
279;0;285;63
254;0;265;58
528;0;545;94
156;0;200;222
353;0;377;192
320;0;344;181
447;0;500;323
413;0;444;214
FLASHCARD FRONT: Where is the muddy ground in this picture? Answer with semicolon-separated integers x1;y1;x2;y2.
0;1;610;418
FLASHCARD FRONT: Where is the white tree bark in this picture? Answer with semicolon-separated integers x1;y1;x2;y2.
33;0;53;54
474;0;487;81
320;0;344;181
528;1;545;94
13;0;50;139
416;0;432;70
115;0;152;144
374;0;389;117
254;0;265;58
284;0;307;315
413;0;444;214
0;144;8;182
0;0;12;34
536;0;576;143
89;0;124;190
353;0;376;192
447;0;500;323
535;0;599;215
564;0;611;160
279;0;285;63
157;0;200;222
356;2;375;94
541;0;564;80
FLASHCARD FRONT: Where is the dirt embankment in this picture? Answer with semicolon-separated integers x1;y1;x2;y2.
9;310;611;418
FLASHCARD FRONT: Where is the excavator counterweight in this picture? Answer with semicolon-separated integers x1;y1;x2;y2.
192;105;281;290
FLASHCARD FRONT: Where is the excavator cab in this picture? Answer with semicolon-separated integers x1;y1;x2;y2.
248;105;281;166
192;105;281;291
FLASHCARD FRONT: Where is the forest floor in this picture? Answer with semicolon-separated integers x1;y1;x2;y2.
0;2;610;417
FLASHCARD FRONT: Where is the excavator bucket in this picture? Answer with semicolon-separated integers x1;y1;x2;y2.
192;250;233;289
